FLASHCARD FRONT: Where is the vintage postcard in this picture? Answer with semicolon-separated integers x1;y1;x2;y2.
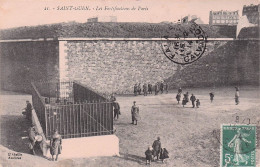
0;0;259;166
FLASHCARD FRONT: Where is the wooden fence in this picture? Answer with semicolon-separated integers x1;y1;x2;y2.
31;81;114;140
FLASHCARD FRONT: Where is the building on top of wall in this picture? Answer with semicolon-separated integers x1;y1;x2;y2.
209;10;239;25
87;16;117;23
242;4;260;25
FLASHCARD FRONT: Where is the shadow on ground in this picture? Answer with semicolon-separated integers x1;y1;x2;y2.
0;115;32;154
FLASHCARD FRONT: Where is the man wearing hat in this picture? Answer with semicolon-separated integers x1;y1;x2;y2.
25;100;32;121
152;137;162;160
131;101;140;125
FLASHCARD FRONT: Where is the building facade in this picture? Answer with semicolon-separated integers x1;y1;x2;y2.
87;16;117;23
242;4;260;25
209;10;239;25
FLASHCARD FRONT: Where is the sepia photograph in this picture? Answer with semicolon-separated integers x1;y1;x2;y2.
0;0;259;166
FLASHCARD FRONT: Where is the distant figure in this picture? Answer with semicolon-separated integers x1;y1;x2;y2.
134;84;138;96
110;94;116;102
196;99;200;108
131;101;140;125
143;83;148;96
190;94;196;108
28;124;37;155
25;100;32;121
138;83;142;95
160;82;164;94
159;148;169;163
148;83;153;94
178;87;182;95
165;83;168;94
235;87;239;105
155;83;159;95
113;101;120;120
152;137;161;160
145;146;153;165
50;129;62;161
209;92;214;103
176;94;181;104
184;92;189;102
182;97;187;107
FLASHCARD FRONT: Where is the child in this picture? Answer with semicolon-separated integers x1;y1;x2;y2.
145;146;153;165
159;148;169;163
182;97;187;107
196;99;200;108
176;94;181;104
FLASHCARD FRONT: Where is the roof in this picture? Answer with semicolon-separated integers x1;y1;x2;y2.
0;22;236;40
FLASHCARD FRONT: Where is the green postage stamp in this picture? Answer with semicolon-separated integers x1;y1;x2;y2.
221;124;257;167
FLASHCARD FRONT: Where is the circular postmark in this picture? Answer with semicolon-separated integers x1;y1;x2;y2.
161;22;207;65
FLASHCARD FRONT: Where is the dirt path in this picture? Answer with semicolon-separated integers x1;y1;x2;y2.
0;87;259;167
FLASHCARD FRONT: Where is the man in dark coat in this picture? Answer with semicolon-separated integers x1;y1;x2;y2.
25;100;32;121
131;101;140;125
160;82;164;94
209;92;214;103
134;84;138;96
113;101;120;120
152;137;162;160
176;94;181;104
190;94;196;108
148;83;152;94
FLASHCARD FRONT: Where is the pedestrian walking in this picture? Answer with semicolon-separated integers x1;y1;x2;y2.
196;99;200;108
50;129;62;161
152;137;161;160
235;87;239;105
184;92;189;102
145;146;153;165
159;148;169;163
209;92;214;103
190;94;196;108
176;93;181;104
182;97;187;107
131;101;140;125
113;101;120;120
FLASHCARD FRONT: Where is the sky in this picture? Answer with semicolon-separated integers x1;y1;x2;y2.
0;0;259;29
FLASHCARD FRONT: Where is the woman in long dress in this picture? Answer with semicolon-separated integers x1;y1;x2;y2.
228;128;251;165
50;129;62;161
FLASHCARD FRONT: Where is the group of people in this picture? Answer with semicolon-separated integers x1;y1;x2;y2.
134;82;169;96
28;124;62;161
145;137;169;165
175;86;239;107
176;88;200;108
24;100;62;161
